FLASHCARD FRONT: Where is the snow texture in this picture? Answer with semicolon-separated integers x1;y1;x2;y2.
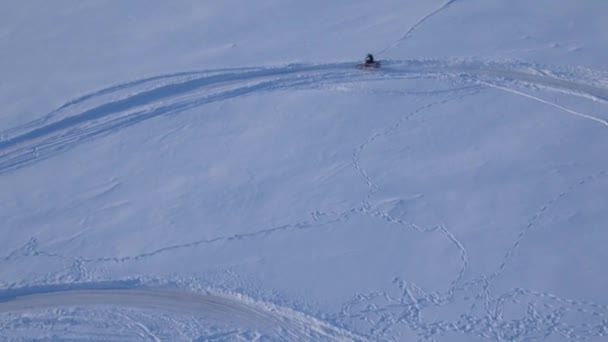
1;0;608;341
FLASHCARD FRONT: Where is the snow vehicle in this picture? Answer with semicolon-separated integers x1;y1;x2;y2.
357;53;380;69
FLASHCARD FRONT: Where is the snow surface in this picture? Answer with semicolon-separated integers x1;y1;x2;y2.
1;0;608;341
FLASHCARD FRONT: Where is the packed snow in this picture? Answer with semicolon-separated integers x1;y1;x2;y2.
1;1;608;341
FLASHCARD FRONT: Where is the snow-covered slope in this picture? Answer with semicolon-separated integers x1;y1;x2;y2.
1;1;608;341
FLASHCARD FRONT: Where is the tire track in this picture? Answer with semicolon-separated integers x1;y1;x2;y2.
480;80;608;128
0;283;366;341
0;62;359;173
2;59;608;174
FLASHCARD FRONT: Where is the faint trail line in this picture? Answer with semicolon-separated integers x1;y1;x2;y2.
489;170;608;281
351;91;468;204
351;90;477;297
376;0;461;55
342;89;476;340
40;208;362;264
352;85;481;207
2;237;78;265
481;80;608;128
368;210;470;292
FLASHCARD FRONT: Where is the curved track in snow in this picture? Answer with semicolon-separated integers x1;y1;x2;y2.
1;58;607;174
0;283;365;341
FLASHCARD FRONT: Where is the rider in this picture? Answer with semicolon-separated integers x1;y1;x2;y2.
364;54;375;65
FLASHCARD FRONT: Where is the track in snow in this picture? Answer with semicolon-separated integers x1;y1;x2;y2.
1;58;608;174
2;59;608;341
376;0;461;55
0;281;365;341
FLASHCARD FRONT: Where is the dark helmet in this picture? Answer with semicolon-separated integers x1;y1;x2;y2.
365;54;374;63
